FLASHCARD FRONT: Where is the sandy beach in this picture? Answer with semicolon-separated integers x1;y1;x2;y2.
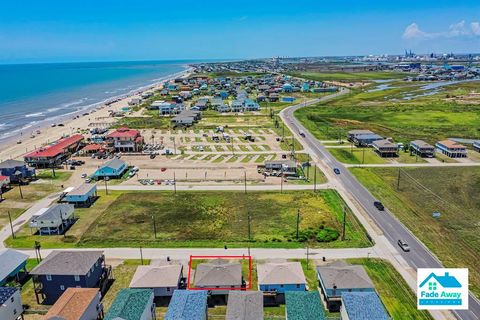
0;67;192;162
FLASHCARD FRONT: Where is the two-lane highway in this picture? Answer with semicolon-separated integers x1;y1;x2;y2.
280;94;480;320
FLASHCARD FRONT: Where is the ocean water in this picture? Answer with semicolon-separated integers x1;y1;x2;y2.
0;60;190;142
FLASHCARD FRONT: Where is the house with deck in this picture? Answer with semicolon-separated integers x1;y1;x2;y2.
347;130;374;142
30;250;112;305
63;183;97;207
410;140;435;158
24;134;84;168
316;262;375;311
29;203;75;235
0;160;35;183
372;139;399;157
0;249;28;286
226;291;263;320
93;158;128;179
106;127;143;152
165;290;208;320
435;140;468;158
285;291;326;320
352;133;383;147
129;265;183;297
105;288;156;320
340;292;389;320
45;288;104;320
257;261;306;304
243;99;260;111
0;287;23;320
473;141;480;152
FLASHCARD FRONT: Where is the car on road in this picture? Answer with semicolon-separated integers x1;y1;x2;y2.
81;173;87;178
398;240;410;252
333;168;340;175
373;201;385;211
299;131;306;137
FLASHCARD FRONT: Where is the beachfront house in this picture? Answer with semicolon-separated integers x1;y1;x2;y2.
63;183;97;207
226;291;264;320
105;288;156;320
106;127;143;152
30;250;112;305
29;203;75;235
341;292;389;320
45;288;104;320
410;140;435;158
257;261;306;304
0;249;28;286
0;287;23;320
0;160;35;183
316;262;375;311
129;265;184;297
93;158;128;179
435;140;468;158
285;291;326;320
165;290;208;320
372;139;399;157
24;134;84;168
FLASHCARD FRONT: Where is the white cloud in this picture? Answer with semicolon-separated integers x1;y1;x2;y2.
472;22;480;35
403;20;480;40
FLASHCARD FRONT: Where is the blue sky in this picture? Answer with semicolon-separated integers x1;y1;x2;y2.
1;0;479;63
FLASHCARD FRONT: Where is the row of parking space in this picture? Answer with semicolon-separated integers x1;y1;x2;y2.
172;153;279;164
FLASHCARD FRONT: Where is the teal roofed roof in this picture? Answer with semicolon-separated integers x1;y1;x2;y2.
285;291;326;320
105;288;153;320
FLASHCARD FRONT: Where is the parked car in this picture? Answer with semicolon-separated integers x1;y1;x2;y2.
398;240;410;252
373;201;385;211
81;173;87;178
333;168;341;175
85;178;91;183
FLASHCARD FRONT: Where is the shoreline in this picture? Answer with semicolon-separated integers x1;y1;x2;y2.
0;66;193;162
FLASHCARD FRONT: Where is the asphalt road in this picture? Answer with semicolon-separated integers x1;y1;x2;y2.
281;94;480;320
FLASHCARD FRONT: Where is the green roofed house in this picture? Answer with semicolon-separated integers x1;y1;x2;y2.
285;291;326;320
105;288;156;320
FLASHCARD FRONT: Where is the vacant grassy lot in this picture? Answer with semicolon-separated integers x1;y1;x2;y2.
289;71;410;82
350;167;480;297
348;258;433;320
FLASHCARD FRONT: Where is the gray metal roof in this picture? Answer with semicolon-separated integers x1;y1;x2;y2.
226;291;263;320
101;158;126;171
31;251;103;276
67;183;96;197
34;204;74;222
130;265;182;288
411;140;434;149
194;259;242;287
0;159;26;169
316;265;374;290
372;139;397;148
257;262;306;286
0;249;28;282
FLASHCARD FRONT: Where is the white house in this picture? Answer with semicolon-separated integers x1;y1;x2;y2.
29;204;75;235
0;287;23;320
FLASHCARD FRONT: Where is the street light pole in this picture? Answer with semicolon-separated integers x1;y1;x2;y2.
8;211;15;239
296;209;300;240
247;212;252;256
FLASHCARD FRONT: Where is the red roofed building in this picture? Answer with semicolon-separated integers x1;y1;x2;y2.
0;175;10;190
106;127;143;152
24;134;84;168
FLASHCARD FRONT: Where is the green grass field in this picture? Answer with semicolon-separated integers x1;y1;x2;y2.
289;71;410;81
349;258;433;320
6;190;371;249
350;167;480;298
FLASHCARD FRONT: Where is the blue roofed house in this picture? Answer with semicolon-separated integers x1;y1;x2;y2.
105;288;156;320
64;183;97;207
316;262;375;311
301;83;310;92
341;292;389;320
243;99;260;111
282;96;296;103
165;290;208;320
282;83;293;93
0;287;23;320
0;160;35;183
93;158;128;179
0;249;28;286
30;250;112;305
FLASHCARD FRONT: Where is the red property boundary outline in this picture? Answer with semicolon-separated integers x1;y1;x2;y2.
187;255;253;291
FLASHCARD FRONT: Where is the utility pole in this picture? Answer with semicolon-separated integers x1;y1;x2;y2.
396;168;401;190
247;211;252;258
244;171;247;194
313;165;317;192
280;171;284;194
306;244;310;270
174;171;177;194
152;215;157;239
362;147;365;164
104;176;108;195
296;209;300;240
342;206;347;241
140;247;144;265
8;211;15;239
